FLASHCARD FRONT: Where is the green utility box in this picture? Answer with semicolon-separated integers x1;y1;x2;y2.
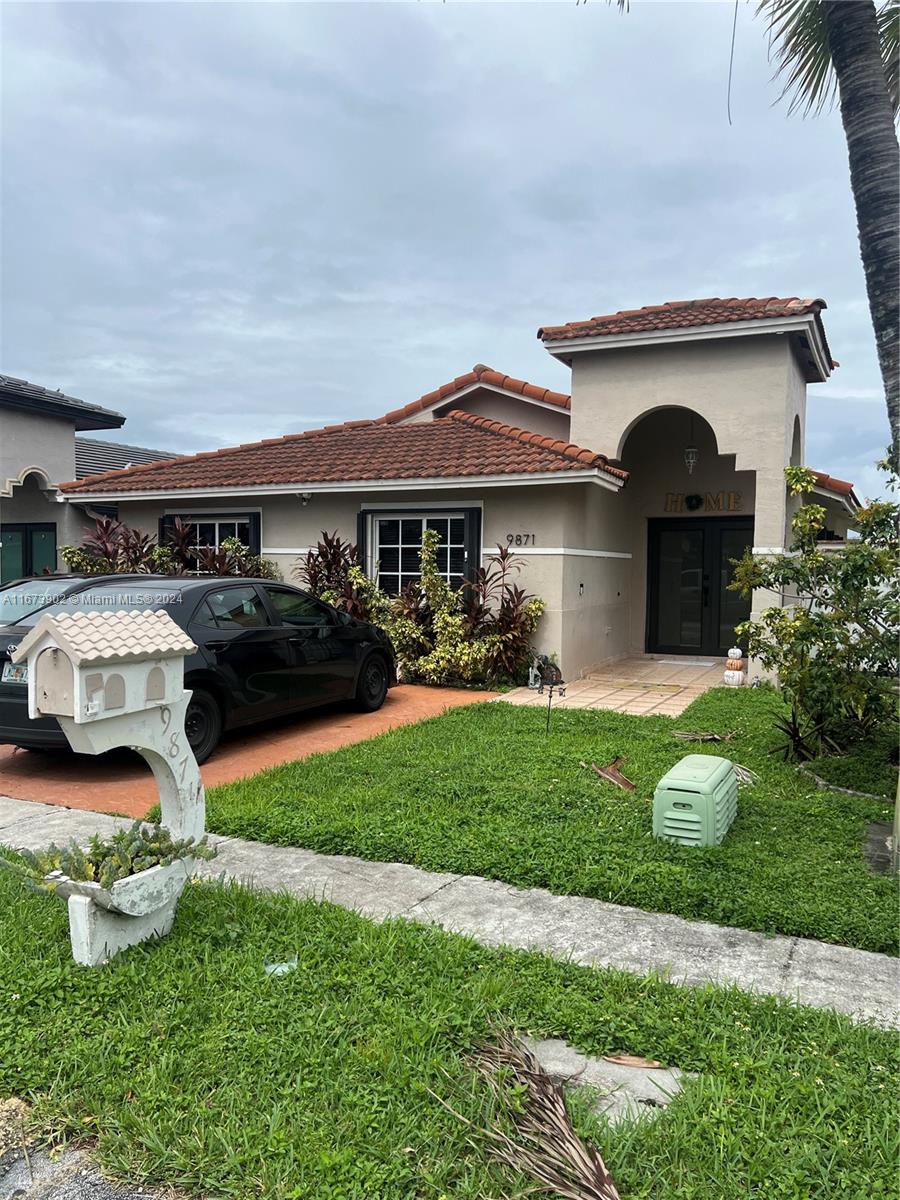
652;755;738;847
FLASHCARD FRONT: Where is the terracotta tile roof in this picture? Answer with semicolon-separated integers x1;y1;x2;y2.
60;410;626;496
376;363;570;423
538;296;827;342
12;609;197;667
811;470;857;501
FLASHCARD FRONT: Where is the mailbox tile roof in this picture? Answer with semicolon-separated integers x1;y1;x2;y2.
12;609;197;667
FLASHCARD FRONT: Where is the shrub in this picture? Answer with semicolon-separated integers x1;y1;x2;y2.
297;528;545;686
60;518;279;580
732;462;899;757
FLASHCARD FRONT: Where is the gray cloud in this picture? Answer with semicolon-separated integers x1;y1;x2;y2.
1;1;891;496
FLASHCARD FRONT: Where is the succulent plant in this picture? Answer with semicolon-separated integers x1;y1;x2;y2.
2;821;216;894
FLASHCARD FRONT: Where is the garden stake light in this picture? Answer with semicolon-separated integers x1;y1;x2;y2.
536;657;566;734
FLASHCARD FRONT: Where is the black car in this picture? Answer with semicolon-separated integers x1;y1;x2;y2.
0;576;396;763
0;573;131;625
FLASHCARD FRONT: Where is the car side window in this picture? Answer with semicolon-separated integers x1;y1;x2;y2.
264;587;332;627
200;587;270;629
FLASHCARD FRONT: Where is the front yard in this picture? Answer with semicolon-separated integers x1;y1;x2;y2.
2;869;897;1199
204;688;897;954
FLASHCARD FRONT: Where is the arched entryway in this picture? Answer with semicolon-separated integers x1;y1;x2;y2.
616;407;756;657
0;470;59;582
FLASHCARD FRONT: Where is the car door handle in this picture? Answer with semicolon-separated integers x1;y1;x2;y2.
206;640;229;652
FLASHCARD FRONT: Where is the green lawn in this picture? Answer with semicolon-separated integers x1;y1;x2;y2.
1;869;897;1199
204;688;897;954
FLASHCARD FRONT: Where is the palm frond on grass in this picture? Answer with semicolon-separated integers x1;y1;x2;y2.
433;1031;621;1200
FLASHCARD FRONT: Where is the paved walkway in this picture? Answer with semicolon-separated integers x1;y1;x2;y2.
2;795;896;1028
0;685;494;818
502;656;726;717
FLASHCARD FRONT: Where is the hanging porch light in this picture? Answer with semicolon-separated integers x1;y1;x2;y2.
684;413;699;475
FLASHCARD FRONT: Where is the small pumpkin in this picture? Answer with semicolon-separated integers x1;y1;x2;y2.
723;669;745;687
725;656;745;671
728;646;743;660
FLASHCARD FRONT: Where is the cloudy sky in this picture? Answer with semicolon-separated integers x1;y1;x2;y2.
1;1;891;498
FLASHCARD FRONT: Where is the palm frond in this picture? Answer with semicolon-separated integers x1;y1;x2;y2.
878;2;900;114
758;0;899;118
430;1031;622;1200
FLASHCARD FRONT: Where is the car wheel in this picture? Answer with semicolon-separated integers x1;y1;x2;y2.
184;688;223;764
355;655;389;712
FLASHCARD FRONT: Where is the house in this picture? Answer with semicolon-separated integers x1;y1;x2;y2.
0;374;174;582
57;296;860;679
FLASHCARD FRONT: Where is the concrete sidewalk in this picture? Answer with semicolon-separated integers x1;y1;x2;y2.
2;794;897;1028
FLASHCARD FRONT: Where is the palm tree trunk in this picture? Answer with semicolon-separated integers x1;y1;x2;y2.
822;0;899;465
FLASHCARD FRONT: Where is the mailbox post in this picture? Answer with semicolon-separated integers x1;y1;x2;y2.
11;608;205;966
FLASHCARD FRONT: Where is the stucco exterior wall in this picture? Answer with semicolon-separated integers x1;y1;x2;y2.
1;407;77;495
0;408;91;574
566;333;814;663
111;479;628;679
568;334;801;549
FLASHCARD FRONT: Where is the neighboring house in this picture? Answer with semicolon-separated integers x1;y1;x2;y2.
58;296;860;679
0;374;174;582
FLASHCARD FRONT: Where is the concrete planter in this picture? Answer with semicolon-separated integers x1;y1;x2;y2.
11;609;207;968
43;859;194;967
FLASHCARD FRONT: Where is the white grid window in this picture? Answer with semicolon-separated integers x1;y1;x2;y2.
374;514;466;595
183;517;252;570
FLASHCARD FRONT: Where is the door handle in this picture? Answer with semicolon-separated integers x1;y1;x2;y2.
205;640;229;652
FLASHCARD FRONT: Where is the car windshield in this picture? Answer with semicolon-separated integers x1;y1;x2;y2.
14;584;190;627
0;579;77;626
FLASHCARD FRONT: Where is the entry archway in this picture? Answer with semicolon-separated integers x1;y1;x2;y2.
616;407;756;657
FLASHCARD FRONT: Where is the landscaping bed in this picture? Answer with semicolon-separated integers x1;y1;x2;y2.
1;869;897;1199
203;688;898;954
806;726;898;800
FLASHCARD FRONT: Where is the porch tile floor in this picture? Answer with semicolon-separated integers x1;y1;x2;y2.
501;656;725;717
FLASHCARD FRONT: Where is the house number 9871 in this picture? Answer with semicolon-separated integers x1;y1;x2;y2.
506;533;535;546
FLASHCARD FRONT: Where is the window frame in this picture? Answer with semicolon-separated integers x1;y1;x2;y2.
261;585;335;628
359;507;482;596
158;512;261;566
196;583;272;630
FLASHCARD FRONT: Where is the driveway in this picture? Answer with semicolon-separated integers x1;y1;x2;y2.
0;684;495;818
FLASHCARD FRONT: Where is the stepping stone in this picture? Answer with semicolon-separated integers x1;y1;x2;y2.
524;1037;691;1126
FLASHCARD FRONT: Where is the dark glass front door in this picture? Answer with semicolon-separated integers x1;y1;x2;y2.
647;517;753;656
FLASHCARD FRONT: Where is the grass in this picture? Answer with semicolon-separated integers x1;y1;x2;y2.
203;688;897;954
1;868;897;1199
808;726;899;800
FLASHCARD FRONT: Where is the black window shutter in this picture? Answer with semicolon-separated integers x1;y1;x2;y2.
247;513;261;555
356;511;368;573
463;507;482;580
158;515;176;545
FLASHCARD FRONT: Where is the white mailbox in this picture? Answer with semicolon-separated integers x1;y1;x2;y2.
16;607;194;724
11;609;207;966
